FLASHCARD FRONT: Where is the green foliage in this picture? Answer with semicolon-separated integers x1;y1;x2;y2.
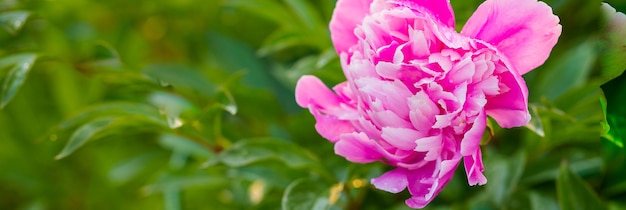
0;0;625;209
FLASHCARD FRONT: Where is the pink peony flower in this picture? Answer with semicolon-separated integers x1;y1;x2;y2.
295;0;561;208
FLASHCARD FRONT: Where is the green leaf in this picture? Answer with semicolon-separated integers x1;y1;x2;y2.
142;172;228;195
599;4;626;80
483;152;526;207
283;0;324;30
219;138;317;168
601;72;626;148
523;149;603;184
158;133;214;159
108;153;160;184
532;40;596;101
282;178;330;210
224;0;295;28
148;91;199;128
59;102;165;129
55;117;117;160
525;104;545;137
0;53;36;109
556;161;606;210
144;64;216;97
0;11;30;34
528;191;559;210
215;89;237;115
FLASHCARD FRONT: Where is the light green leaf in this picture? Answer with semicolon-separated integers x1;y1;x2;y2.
528;191;559;210
601;72;626;148
556;161;606;210
525;104;545;137
158;133;214;159
59;102;165;129
142;172;227;195
282;178;330;210
219;138;317;168
599;3;626;80
224;0;295;28
0;53;36;109
108;153;160;184
283;0;323;30
144;64;216;97
215;89;237;115
0;11;30;34
55;117;117;160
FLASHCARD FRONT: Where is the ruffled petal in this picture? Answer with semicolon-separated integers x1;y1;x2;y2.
311;110;356;142
460;110;486;156
389;0;456;28
464;147;487;185
334;132;383;163
404;158;461;208
329;0;373;54
484;58;531;128
461;0;561;75
461;110;487;185
371;168;409;193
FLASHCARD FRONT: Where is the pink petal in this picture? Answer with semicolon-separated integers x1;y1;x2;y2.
329;0;373;54
311;110;356;143
461;0;561;75
464;147;487;186
371;168;409;193
389;0;456;28
484;63;531;128
460;110;486;156
334;132;383;163
295;75;340;109
381;127;423;150
405;158;460;208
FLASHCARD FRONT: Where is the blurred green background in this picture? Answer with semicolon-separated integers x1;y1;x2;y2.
0;0;625;209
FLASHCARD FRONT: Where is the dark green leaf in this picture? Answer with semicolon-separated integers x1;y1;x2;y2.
532;40;596;101
528;191;559;210
483;152;526;207
55;117;117;160
601;72;626;148
556;161;606;210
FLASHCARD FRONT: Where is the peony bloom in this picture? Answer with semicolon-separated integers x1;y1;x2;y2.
295;0;561;208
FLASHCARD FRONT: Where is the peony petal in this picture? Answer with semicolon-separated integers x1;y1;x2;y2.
484;61;531;128
295;75;340;109
335;132;383;163
460;110;486;156
371;168;409;193
389;0;456;28
404;158;461;208
329;0;373;54
311;110;356;142
381;127;424;150
464;147;487;185
461;0;561;75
